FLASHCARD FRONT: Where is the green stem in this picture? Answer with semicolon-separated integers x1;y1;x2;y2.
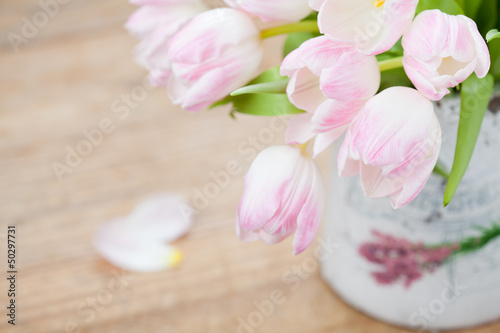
378;56;404;72
261;21;320;39
452;224;500;257
432;159;450;180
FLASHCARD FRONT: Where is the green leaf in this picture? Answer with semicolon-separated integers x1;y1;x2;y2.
211;67;304;117
444;73;494;206
416;0;464;15
476;0;497;36
231;79;289;96
488;39;500;79
283;32;320;58
457;0;483;19
378;67;413;91
486;29;500;42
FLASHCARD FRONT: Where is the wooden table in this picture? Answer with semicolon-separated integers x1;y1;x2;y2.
0;1;498;332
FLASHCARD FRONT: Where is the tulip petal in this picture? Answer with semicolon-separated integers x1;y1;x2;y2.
126;193;193;243
94;219;183;272
320;52;380;101
308;0;326;11
292;162;325;254
224;0;312;23
286;113;316;145
463;17;491;78
285;68;326;113
317;0;418;55
312;99;365;133
313;127;347;157
238;146;302;231
390;132;441;208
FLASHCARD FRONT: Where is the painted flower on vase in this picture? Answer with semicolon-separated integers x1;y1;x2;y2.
360;230;458;287
338;87;442;209
310;0;419;55
237;145;325;255
402;10;491;101
280;36;380;156
223;0;312;23
166;8;264;111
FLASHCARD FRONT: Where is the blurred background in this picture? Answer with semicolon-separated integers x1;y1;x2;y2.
0;1;498;332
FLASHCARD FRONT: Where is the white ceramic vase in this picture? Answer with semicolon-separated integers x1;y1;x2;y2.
321;93;500;331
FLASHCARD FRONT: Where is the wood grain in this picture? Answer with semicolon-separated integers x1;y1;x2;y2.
0;1;498;332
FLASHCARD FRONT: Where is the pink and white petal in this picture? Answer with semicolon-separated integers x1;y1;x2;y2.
296;36;349;77
354;88;436;167
280;49;304;77
286;68;325;112
125;193;193;243
149;68;171;87
260;157;311;237
359;164;402;199
403;57;444;101
224;0;312;23
179;50;263;111
94;219;183;272
390;135;441;208
430;60;477;88
238;146;302;231
366;0;419;55
126;3;207;39
167;76;190;105
308;0;326;11
313;126;347;157
320;52;380;101
292;162;325;255
462;17;491;77
258;230;291;245
337;128;361;177
446;15;477;62
312;99;364;133
402;10;449;61
286;113;316;145
235;218;259;242
167;9;260;64
317;0;374;46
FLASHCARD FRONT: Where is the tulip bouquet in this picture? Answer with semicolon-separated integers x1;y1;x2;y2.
126;0;500;255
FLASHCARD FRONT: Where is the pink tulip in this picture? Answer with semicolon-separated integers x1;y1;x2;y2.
280;36;380;156
310;0;418;55
223;0;312;23
338;87;441;209
125;0;208;86
402;10;491;101
237;145;325;255
166;8;264;111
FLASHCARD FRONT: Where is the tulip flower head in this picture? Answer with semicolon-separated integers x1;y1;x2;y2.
166;8;264;111
237;145;325;254
125;0;209;86
338;87;442;209
310;0;419;55
280;36;380;156
402;10;491;101
223;0;312;23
